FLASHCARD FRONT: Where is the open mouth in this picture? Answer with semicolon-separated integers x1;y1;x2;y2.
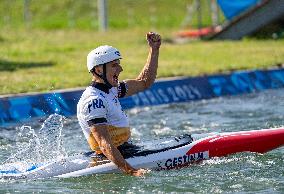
113;75;119;83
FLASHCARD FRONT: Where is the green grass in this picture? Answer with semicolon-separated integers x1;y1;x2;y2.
0;1;283;95
1;28;283;95
1;0;211;30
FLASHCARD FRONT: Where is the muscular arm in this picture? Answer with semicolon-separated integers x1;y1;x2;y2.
90;124;141;175
124;32;161;97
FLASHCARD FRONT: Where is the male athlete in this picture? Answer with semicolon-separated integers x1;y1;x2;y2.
77;32;161;176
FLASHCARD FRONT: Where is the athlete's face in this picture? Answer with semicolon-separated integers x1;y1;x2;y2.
106;59;123;87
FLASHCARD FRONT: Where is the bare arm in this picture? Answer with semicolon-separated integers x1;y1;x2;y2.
124;32;161;97
90;124;145;176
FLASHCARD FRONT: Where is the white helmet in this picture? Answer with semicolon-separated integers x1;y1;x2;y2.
87;45;122;72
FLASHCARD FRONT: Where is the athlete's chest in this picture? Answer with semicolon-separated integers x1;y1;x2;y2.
103;92;125;119
105;92;120;109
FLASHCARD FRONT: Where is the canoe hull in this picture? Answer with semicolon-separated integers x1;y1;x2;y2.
1;127;284;179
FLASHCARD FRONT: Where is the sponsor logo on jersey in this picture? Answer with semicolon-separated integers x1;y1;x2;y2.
113;96;118;104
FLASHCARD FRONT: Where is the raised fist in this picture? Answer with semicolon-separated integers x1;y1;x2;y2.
146;32;161;49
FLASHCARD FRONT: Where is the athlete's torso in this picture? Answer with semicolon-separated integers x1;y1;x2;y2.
77;82;130;153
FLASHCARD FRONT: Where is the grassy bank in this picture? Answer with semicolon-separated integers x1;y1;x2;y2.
0;0;215;30
1;28;284;95
0;1;283;95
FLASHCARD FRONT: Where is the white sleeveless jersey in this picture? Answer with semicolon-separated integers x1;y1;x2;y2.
77;82;129;150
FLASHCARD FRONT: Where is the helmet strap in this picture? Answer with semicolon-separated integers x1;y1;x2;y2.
92;65;112;89
92;64;113;89
102;64;113;88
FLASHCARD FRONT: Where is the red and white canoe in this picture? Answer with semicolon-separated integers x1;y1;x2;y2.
1;127;284;179
188;127;284;157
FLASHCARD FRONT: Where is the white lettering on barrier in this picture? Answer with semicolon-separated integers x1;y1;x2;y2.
182;85;196;99
174;86;187;100
188;84;202;98
138;92;151;105
132;94;140;106
131;84;202;106
167;87;180;101
157;89;170;103
152;90;163;103
145;91;159;104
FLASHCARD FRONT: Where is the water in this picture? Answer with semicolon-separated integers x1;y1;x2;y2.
0;88;284;193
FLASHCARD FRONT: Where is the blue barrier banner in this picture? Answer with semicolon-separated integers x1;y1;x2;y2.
217;0;260;20
1;68;284;126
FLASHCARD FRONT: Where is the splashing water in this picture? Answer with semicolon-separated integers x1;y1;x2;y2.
1;114;67;173
38;114;66;161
